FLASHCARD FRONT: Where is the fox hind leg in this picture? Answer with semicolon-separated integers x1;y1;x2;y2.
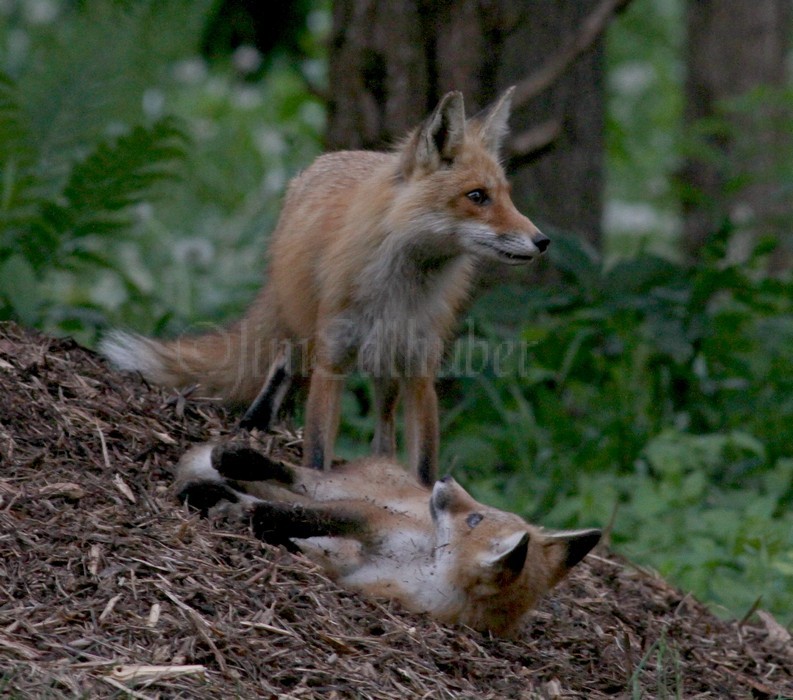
249;501;366;548
177;480;241;517
210;443;296;484
238;345;293;431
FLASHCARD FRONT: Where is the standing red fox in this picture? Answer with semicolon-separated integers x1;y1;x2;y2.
176;442;600;636
101;88;549;486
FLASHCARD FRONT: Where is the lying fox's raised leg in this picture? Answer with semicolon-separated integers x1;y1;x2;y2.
371;377;400;456
248;501;367;546
210;443;295;484
303;366;344;471
403;375;439;487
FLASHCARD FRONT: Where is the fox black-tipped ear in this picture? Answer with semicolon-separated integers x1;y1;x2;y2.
543;528;600;587
413;91;465;172
476;86;515;155
563;529;602;569
486;531;530;582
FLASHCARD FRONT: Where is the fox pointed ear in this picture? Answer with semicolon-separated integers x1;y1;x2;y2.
411;91;465;173
477;86;515;155
484;531;530;583
544;528;601;584
563;528;602;569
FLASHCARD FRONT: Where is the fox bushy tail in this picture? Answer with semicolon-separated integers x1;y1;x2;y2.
100;287;281;405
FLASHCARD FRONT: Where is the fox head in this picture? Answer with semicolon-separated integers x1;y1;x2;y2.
396;88;550;265
429;475;600;636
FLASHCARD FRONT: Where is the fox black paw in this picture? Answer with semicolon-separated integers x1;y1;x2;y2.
210;443;295;484
178;481;239;517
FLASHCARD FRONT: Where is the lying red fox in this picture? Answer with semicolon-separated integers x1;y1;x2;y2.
176;443;600;636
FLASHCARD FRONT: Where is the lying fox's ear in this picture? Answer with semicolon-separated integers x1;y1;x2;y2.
561;528;601;569
544;528;601;584
412;91;465;173
476;85;515;155
484;531;530;583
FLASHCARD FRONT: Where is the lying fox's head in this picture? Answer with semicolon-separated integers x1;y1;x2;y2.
430;475;600;636
396;88;550;265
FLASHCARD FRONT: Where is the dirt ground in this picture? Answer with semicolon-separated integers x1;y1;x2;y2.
0;321;791;699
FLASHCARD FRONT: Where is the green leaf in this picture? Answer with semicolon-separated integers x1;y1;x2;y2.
547;230;602;291
0;254;42;325
61;116;188;238
601;254;682;298
0;72;29;163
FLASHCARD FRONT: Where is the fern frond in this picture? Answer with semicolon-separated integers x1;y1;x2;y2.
6;115;188;272
62;116;189;231
26;116;190;259
0;72;29;163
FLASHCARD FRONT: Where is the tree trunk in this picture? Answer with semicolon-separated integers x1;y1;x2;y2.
495;1;606;247
680;0;791;270
327;0;607;249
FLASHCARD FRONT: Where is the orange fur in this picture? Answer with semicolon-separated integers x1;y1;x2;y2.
102;89;549;485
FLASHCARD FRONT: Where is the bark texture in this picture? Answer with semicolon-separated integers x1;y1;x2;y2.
681;0;792;269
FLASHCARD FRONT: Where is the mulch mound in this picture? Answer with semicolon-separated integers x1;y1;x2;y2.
1;321;791;699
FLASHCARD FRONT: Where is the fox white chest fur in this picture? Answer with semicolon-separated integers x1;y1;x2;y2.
322;247;475;377
303;525;465;613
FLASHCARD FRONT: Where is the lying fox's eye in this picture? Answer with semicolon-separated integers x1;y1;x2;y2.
466;189;490;205
466;512;484;528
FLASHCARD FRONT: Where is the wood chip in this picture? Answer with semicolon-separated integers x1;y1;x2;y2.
39;482;86;500
146;602;161;628
757;610;792;645
109;664;206;685
99;593;123;622
112;473;137;503
152;431;177;445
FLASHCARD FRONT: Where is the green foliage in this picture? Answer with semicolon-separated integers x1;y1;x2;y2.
0;67;187;327
605;0;685;261
629;629;683;700
0;0;325;341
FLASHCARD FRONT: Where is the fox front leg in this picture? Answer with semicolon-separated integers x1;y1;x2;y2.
303;366;344;471
403;375;439;487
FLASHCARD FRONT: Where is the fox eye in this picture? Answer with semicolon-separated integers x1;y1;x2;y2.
466;189;490;206
466;512;484;528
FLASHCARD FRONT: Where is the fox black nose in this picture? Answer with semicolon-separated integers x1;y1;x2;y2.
534;232;550;253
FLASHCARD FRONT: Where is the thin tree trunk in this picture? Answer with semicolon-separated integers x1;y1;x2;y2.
495;1;606;247
681;0;791;270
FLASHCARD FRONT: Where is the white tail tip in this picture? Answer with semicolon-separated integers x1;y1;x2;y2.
99;330;164;380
